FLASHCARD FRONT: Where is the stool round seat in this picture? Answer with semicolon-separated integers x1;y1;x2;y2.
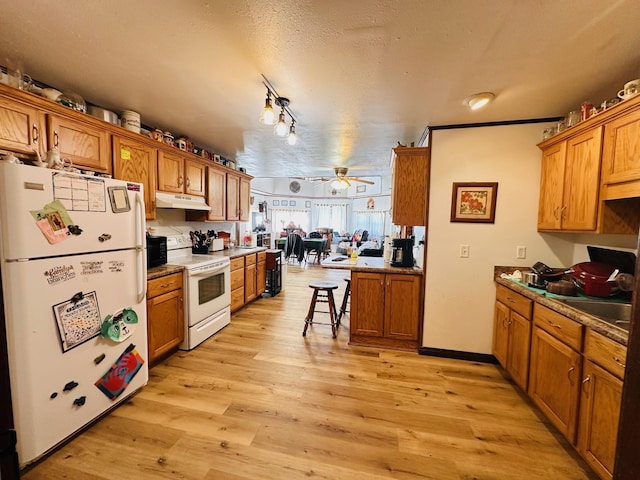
303;282;339;338
308;281;339;290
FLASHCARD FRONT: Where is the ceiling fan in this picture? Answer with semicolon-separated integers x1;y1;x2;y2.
301;167;375;190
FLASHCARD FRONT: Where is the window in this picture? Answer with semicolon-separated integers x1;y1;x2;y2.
353;209;387;240
313;203;347;235
272;208;311;235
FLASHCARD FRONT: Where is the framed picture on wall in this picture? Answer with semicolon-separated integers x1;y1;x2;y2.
273;200;280;206
305;200;311;208
356;185;366;193
290;200;296;206
281;200;288;206
450;182;498;223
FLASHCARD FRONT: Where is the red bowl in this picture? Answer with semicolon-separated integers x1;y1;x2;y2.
571;262;618;296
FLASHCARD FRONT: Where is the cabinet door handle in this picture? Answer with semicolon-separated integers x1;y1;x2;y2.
560;205;567;219
568;366;576;385
178;176;184;186
582;374;591;395
505;296;516;303
186;177;190;187
613;356;626;368
553;206;560;220
53;130;59;148
32;123;39;143
547;319;562;329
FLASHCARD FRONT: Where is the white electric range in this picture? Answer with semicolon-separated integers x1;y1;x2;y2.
166;234;231;350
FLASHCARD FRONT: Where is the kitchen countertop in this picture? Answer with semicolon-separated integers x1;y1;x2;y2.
147;264;185;280
213;246;267;258
494;267;629;346
321;255;423;275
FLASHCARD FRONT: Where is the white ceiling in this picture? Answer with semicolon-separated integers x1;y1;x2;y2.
1;0;639;179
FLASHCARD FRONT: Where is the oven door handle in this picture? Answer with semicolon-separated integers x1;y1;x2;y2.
187;264;229;277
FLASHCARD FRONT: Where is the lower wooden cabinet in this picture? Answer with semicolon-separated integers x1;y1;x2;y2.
577;330;626;480
350;272;421;351
230;257;245;312
244;254;257;303
493;285;532;391
257;251;266;296
529;325;582;443
146;272;184;365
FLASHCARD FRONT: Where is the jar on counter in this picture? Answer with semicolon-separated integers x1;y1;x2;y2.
581;102;594;121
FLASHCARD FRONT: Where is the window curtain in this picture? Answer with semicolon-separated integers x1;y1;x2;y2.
313;203;347;235
272;208;311;235
353;210;386;239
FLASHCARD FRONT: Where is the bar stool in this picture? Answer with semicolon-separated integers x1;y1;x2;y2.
337;277;350;325
303;281;339;338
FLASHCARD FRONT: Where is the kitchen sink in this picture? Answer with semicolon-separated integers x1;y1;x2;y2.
557;298;631;330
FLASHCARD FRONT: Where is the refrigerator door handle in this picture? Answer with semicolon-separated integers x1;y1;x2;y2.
135;192;147;303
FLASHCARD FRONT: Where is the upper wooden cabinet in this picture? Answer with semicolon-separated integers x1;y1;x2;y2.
537;127;603;231
226;172;251;222
47;114;111;173
112;135;157;220
538;94;640;234
0;95;46;155
157;151;206;196
206;166;227;221
391;147;429;227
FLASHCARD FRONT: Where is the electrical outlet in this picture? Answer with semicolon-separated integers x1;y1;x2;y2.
516;245;527;259
460;244;470;258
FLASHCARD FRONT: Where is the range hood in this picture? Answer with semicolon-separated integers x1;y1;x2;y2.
155;192;211;211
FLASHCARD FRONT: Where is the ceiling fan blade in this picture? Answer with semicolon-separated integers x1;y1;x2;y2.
346;177;375;185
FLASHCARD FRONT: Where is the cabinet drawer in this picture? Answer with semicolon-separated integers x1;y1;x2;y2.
230;269;244;290
584;328;627;379
147;272;183;298
245;253;257;266
230;257;245;271
257;251;266;263
534;304;583;350
231;287;245;311
496;285;532;319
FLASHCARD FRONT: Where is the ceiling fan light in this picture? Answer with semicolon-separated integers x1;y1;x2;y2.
260;91;275;125
331;178;350;190
464;92;495;110
287;121;297;145
274;109;288;136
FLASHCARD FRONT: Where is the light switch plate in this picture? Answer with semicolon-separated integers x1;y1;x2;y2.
460;244;470;258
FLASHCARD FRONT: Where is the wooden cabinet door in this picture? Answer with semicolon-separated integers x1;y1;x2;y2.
184;159;206;196
257;259;266;296
244;262;257;303
384;274;420;341
529;326;582;442
147;288;184;365
493;300;510;367
601;107;640;186
537;142;566;230
351;272;385;336
239;177;251;221
226;173;240;221
0;96;45;155
207;166;227;221
112;136;157;220
507;311;531;391
48;114;111;173
562;126;603;230
391;147;429;227
157;150;184;193
578;360;622;480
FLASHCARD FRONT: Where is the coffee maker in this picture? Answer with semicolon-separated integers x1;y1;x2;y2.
391;238;414;267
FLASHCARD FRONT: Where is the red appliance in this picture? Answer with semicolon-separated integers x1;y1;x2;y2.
571;262;619;297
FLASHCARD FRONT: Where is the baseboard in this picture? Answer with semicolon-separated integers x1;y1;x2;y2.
419;347;498;364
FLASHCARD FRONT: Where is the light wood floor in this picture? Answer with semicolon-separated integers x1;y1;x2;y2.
22;262;598;480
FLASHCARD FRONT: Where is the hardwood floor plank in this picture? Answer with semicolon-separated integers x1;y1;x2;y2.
20;263;597;480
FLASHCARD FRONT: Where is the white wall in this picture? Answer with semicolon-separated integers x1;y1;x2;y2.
424;123;590;353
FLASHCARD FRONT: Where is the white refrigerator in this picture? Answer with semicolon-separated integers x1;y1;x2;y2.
0;162;148;467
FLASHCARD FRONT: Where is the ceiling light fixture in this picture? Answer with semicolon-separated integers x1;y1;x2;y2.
259;90;275;125
464;92;495;110
331;178;350;190
260;74;298;145
287;120;297;145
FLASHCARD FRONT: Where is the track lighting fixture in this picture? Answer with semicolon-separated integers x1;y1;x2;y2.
260;74;298;145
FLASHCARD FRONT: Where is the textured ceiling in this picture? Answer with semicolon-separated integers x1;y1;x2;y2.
1;0;639;179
